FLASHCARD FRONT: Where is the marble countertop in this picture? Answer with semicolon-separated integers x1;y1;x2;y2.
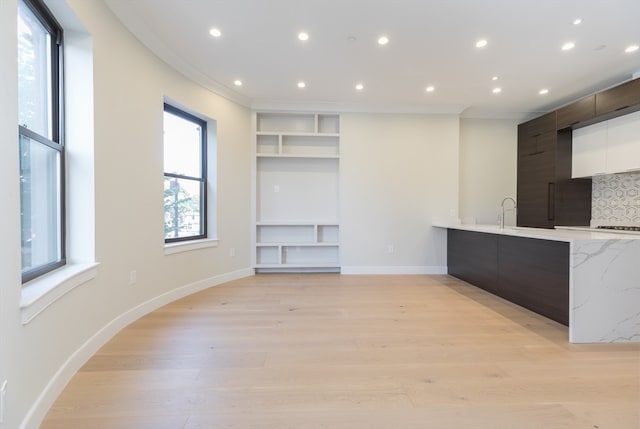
432;222;640;242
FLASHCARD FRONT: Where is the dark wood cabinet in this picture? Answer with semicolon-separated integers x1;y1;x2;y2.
553;131;593;226
497;235;569;326
447;229;498;294
517;115;591;228
556;95;595;130
446;229;569;326
518;111;556;142
517;113;558;228
595;78;640;116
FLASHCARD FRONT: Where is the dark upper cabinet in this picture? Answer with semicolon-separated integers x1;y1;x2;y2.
515;77;640;228
556;95;595;130
595;78;640;116
517;114;557;228
517;116;591;229
518;111;556;141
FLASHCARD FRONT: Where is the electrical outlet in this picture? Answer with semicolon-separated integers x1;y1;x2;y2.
387;244;395;254
229;247;235;257
274;185;280;193
129;270;137;285
1;379;7;423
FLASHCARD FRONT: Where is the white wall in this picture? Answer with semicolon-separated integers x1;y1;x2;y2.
340;113;460;273
1;1;252;427
0;1;21;428
0;0;521;427
459;118;518;225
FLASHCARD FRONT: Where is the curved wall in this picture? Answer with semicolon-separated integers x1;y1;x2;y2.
0;1;252;427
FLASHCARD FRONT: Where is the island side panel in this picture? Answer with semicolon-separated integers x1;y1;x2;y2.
570;239;640;343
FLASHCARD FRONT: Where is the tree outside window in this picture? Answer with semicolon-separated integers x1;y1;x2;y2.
163;104;207;242
18;0;65;282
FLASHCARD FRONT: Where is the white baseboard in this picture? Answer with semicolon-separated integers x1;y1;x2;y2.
341;266;447;275
21;267;254;429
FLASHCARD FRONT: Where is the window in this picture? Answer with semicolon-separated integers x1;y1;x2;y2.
163;104;207;242
18;0;65;283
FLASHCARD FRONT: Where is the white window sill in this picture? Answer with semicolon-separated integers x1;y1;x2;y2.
20;262;100;325
164;238;219;255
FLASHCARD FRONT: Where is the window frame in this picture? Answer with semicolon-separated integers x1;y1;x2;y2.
19;0;66;283
163;103;208;243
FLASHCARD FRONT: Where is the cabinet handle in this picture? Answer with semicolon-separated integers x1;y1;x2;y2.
615;105;630;111
547;182;556;221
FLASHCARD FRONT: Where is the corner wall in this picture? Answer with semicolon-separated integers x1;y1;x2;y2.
459;118;518;225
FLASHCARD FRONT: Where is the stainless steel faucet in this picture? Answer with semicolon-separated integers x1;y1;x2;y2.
500;196;517;229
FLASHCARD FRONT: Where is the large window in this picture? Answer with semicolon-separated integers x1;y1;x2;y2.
163;104;207;242
18;0;65;282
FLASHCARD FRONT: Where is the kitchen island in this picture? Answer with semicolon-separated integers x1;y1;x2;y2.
433;223;640;343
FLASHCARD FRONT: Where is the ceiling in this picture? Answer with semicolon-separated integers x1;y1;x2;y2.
103;0;640;119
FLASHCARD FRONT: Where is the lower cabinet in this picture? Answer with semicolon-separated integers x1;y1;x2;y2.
447;229;498;294
497;235;569;326
447;229;569;326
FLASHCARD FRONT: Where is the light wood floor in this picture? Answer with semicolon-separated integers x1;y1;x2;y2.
41;274;640;429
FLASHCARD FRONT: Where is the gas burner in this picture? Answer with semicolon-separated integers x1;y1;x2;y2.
596;225;640;232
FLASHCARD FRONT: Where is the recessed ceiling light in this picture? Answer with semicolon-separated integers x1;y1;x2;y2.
233;80;243;86
426;86;435;93
475;39;488;48
573;18;583;25
492;76;499;81
298;32;309;41
625;44;639;53
492;87;502;94
562;42;575;51
355;83;364;91
539;89;549;95
297;81;306;88
209;27;221;38
378;35;389;45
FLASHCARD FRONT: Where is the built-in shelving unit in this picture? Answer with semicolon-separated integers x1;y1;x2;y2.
253;112;340;272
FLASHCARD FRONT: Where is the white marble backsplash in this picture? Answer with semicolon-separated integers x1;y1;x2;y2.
591;172;640;226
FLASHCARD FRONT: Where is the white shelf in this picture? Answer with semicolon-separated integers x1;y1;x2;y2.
256;132;339;157
254;112;340;271
256;221;338;226
255;264;340;269
257;154;339;159
257;242;338;247
257;132;339;137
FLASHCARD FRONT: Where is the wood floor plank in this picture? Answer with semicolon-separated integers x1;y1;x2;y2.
41;274;640;429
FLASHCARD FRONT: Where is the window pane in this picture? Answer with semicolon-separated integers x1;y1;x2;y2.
164;177;203;239
20;135;62;271
18;0;53;139
163;111;202;177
